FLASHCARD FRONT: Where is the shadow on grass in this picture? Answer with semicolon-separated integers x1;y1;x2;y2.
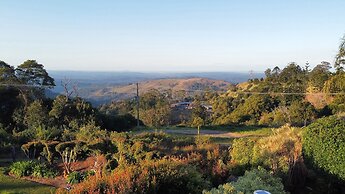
202;124;268;132
0;167;55;194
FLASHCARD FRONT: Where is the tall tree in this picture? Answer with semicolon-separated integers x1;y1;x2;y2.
15;60;55;108
49;95;96;129
0;61;20;128
309;61;331;91
15;60;55;87
0;61;17;83
264;68;272;78
138;89;171;127
335;34;345;72
24;100;49;129
191;99;207;126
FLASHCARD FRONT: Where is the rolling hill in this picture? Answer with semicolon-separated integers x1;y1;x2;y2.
48;71;263;105
88;78;233;104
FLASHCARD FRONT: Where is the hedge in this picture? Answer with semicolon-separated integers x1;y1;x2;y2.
303;116;345;180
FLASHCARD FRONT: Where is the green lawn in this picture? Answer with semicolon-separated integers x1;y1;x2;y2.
233;127;273;136
163;125;274;136
0;167;56;194
209;137;234;145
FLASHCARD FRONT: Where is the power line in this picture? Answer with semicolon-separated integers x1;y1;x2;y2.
0;83;53;88
1;83;344;96
227;91;345;95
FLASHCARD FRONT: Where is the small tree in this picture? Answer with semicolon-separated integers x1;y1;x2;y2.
56;141;82;175
21;140;59;164
24;100;48;129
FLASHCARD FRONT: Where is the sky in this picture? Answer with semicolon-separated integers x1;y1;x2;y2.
1;0;344;72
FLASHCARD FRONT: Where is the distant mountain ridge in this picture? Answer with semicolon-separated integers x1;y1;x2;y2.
93;77;231;96
86;77;232;105
48;71;263;105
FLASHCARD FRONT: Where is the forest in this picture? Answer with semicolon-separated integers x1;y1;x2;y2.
0;36;345;194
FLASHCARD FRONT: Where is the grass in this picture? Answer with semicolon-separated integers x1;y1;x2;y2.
233;127;274;136
209;137;234;145
0;167;56;194
133;125;275;146
165;125;274;136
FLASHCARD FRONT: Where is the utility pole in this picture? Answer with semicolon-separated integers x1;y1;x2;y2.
136;82;140;127
249;69;254;80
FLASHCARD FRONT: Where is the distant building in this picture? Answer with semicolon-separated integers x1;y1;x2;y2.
202;104;213;112
170;101;192;110
171;101;213;113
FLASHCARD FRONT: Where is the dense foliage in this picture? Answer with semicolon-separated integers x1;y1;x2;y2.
203;167;286;194
1;35;345;194
67;170;95;184
9;160;57;178
303;116;345;180
230;125;303;174
61;160;209;194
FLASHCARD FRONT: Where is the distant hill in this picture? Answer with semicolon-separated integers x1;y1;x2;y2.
48;71;263;105
89;78;232;104
49;71;263;85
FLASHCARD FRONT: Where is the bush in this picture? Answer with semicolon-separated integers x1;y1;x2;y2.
146;159;210;194
230;125;302;174
303;116;345;180
67;170;95;184
202;183;238;194
232;167;286;194
32;163;58;178
229;138;256;175
195;135;211;148
63;159;210;194
100;113;138;132
230;138;256;166
251;125;302;174
9;160;57;178
10;161;35;177
203;167;286;194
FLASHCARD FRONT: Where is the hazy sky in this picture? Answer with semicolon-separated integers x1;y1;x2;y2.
1;0;344;72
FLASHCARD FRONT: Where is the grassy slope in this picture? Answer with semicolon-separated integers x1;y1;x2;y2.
135;125;273;145
91;78;231;97
169;125;273;136
0;167;56;194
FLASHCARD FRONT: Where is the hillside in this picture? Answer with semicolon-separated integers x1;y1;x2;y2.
89;78;232;103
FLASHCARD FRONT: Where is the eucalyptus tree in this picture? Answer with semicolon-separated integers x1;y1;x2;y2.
15;60;55;108
0;60;17;83
335;35;345;72
0;61;20;128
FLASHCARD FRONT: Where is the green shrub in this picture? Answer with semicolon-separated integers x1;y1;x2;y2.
32;163;58;178
32;163;44;177
230;138;256;166
195;135;211;147
9;160;57;178
147;159;211;194
303;116;345;180
202;183;239;194
9;161;35;177
68;159;210;194
251;125;302;174
203;167;286;194
232;167;286;194
67;171;95;184
230;125;302;174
